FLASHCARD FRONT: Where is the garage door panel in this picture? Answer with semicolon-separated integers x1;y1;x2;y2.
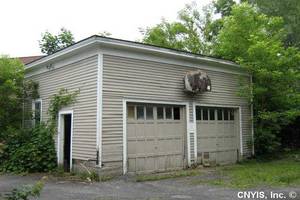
197;106;238;165
216;150;237;165
145;157;156;171
127;104;185;173
198;137;216;152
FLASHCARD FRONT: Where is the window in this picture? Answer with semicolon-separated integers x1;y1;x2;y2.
173;107;180;120
137;106;144;120
32;99;42;125
196;107;201;120
209;109;215;120
202;108;208;120
217;109;223;120
224;109;229;120
157;107;164;120
230;109;234;120
146;106;154;120
127;105;135;119
165;107;172;119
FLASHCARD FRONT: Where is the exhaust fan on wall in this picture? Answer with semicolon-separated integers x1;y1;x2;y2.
184;70;211;94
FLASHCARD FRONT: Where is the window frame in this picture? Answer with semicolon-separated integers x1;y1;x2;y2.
32;98;42;126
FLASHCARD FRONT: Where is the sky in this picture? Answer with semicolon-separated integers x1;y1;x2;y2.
0;0;212;57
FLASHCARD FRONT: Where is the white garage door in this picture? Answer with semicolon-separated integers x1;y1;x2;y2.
196;106;239;165
127;103;186;173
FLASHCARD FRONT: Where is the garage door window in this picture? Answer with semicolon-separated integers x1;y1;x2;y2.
157;107;164;120
128;106;135;119
224;109;229;120
202;108;208;120
196;107;201;120
217;109;222;120
173;107;180;120
165;107;172;119
229;109;234;120
137;106;144;120
146;106;154;120
209;109;215;120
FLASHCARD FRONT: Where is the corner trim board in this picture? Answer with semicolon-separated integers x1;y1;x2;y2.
192;102;197;161
96;53;103;167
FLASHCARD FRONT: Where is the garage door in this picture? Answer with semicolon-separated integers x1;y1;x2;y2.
196;106;238;165
127;103;186;173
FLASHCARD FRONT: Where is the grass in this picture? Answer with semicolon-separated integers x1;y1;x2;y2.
193;151;300;189
136;168;201;182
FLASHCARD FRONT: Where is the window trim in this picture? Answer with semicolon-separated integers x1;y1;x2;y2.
32;98;42;126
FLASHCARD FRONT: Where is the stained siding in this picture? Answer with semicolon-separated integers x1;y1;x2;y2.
102;55;252;166
28;55;98;160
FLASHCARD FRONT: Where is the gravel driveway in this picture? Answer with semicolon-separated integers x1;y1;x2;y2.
0;174;299;200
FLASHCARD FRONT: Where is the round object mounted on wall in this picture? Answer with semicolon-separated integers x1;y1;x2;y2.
184;70;211;94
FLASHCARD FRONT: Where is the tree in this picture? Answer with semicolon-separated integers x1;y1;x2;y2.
246;0;300;48
0;56;24;138
213;0;236;17
0;56;39;140
141;3;214;55
39;28;75;55
214;3;300;154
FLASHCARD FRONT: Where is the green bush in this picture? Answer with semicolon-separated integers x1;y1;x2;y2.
3;181;44;200
254;126;281;155
0;124;57;173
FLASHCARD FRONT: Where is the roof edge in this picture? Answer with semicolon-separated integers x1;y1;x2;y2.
26;35;240;70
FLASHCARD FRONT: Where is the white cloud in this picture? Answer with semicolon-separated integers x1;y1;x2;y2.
0;0;212;56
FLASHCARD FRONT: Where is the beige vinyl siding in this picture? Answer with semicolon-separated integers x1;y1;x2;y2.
28;55;98;160
102;54;252;166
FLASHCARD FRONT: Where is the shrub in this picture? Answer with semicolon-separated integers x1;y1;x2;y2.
254;126;281;155
0;124;57;173
3;181;44;200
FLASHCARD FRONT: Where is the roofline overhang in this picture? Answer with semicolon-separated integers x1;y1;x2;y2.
25;35;241;71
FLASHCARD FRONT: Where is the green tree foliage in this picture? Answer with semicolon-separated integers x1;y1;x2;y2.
0;57;24;138
0;56;56;173
141;3;214;55
39;28;75;55
213;0;236;17
48;88;79;131
247;0;300;48
214;3;300;154
0;56;39;141
0;124;57;173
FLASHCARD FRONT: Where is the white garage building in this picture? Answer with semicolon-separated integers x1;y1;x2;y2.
25;36;253;174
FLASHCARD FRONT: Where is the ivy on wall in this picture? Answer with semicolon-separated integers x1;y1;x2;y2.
48;88;79;131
